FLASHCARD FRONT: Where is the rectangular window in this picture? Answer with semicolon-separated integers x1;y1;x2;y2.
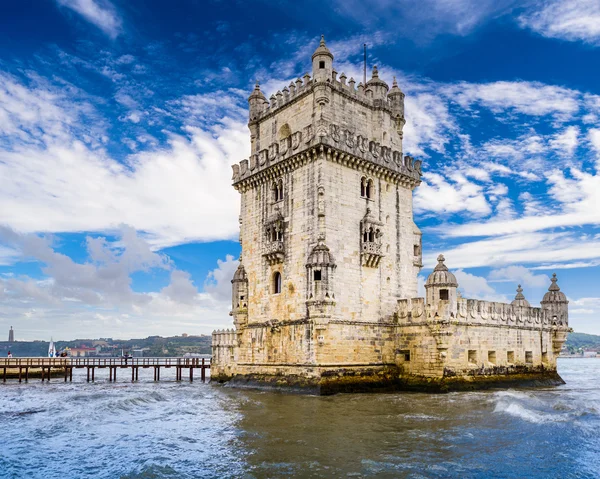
314;270;322;281
319;61;325;69
488;351;496;364
439;289;449;300
414;245;419;256
542;352;548;363
507;351;515;363
526;351;533;363
468;350;477;364
399;350;410;362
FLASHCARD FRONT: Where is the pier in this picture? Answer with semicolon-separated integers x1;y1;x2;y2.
0;357;210;383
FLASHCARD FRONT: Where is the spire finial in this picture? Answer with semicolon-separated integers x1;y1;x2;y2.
437;254;445;263
549;273;560;291
320;34;326;46
372;65;379;77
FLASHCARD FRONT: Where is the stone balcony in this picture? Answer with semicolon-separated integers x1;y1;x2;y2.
263;241;285;265
361;241;383;267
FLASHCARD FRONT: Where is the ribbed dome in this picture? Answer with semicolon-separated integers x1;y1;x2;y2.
511;284;530;308
542;273;568;303
365;66;389;91
232;264;247;283
248;81;266;102
312;35;334;60
425;254;458;288
307;240;335;267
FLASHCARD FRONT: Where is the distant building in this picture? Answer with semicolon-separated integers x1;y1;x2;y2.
8;326;14;343
181;333;188;338
70;346;98;357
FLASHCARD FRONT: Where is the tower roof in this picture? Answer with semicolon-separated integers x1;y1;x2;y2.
542;273;568;303
388;76;403;96
511;284;530;308
425;254;458;288
307;239;335;266
248;80;267;102
366;66;389;91
312;35;334;61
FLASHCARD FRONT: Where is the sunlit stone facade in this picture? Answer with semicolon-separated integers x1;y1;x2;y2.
211;37;571;393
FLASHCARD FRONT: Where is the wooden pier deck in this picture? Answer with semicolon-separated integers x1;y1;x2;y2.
0;357;210;383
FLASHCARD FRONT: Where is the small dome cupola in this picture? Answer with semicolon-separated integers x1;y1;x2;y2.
312;35;334;82
541;273;568;304
511;284;530;308
425;254;458;289
365;65;389;100
425;254;458;314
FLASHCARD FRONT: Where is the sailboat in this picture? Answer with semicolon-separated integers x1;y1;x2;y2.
48;338;56;358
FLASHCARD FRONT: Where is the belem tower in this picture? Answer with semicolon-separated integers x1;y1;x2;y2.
211;36;571;394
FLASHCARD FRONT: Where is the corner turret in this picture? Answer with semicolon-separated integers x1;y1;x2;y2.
425;254;458;317
248;81;267;120
541;273;569;325
312;35;334;82
388;76;406;136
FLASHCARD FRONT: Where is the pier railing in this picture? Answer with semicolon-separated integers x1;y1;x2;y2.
1;357;211;383
0;357;210;367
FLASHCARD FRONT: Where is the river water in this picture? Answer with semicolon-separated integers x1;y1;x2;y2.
1;358;599;479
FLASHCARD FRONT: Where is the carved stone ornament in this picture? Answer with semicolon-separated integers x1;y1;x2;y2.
357;135;368;153
303;124;314;144
258;149;267;166
330;124;340;143
345;129;355;148
268;142;279;161
292;131;302;150
279;137;289;156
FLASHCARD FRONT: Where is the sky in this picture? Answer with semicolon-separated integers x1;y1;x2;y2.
1;0;599;340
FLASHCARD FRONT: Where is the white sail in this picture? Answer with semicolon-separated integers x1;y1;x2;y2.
48;339;56;358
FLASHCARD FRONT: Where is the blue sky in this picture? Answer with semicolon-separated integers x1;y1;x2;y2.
1;0;600;340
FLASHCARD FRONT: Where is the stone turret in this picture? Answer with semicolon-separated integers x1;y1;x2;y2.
541;273;569;325
511;284;530;308
230;263;248;329
312;34;334;82
425;254;458;317
388;76;406;136
365;65;389;101
248;81;267;153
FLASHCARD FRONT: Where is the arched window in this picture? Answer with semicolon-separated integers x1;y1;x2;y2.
368;228;374;242
361;177;366;197
366;179;373;199
273;272;282;294
273;179;284;202
278;124;292;141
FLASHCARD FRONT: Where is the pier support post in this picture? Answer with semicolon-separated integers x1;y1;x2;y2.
190;367;193;382
135;367;139;381
92;368;95;382
132;366;135;382
201;358;206;382
3;367;6;383
41;367;45;382
25;368;29;382
18;367;22;383
70;367;73;382
47;368;50;382
87;368;90;382
64;367;68;382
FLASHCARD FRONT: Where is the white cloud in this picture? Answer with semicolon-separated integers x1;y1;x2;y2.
445;81;580;120
414;172;491;216
549;126;579;157
0;227;237;339
56;0;122;39
519;0;600;45
488;265;550;288
453;269;498;299
204;255;239;301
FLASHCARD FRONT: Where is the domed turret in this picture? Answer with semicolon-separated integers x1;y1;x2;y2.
388;76;405;135
312;35;334;82
511;284;530;308
248;81;267;120
541;273;569;327
365;66;389;100
306;239;336;301
425;254;458;316
542;273;567;304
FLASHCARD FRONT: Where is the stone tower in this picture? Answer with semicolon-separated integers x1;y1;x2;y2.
215;35;423;391
8;326;14;343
